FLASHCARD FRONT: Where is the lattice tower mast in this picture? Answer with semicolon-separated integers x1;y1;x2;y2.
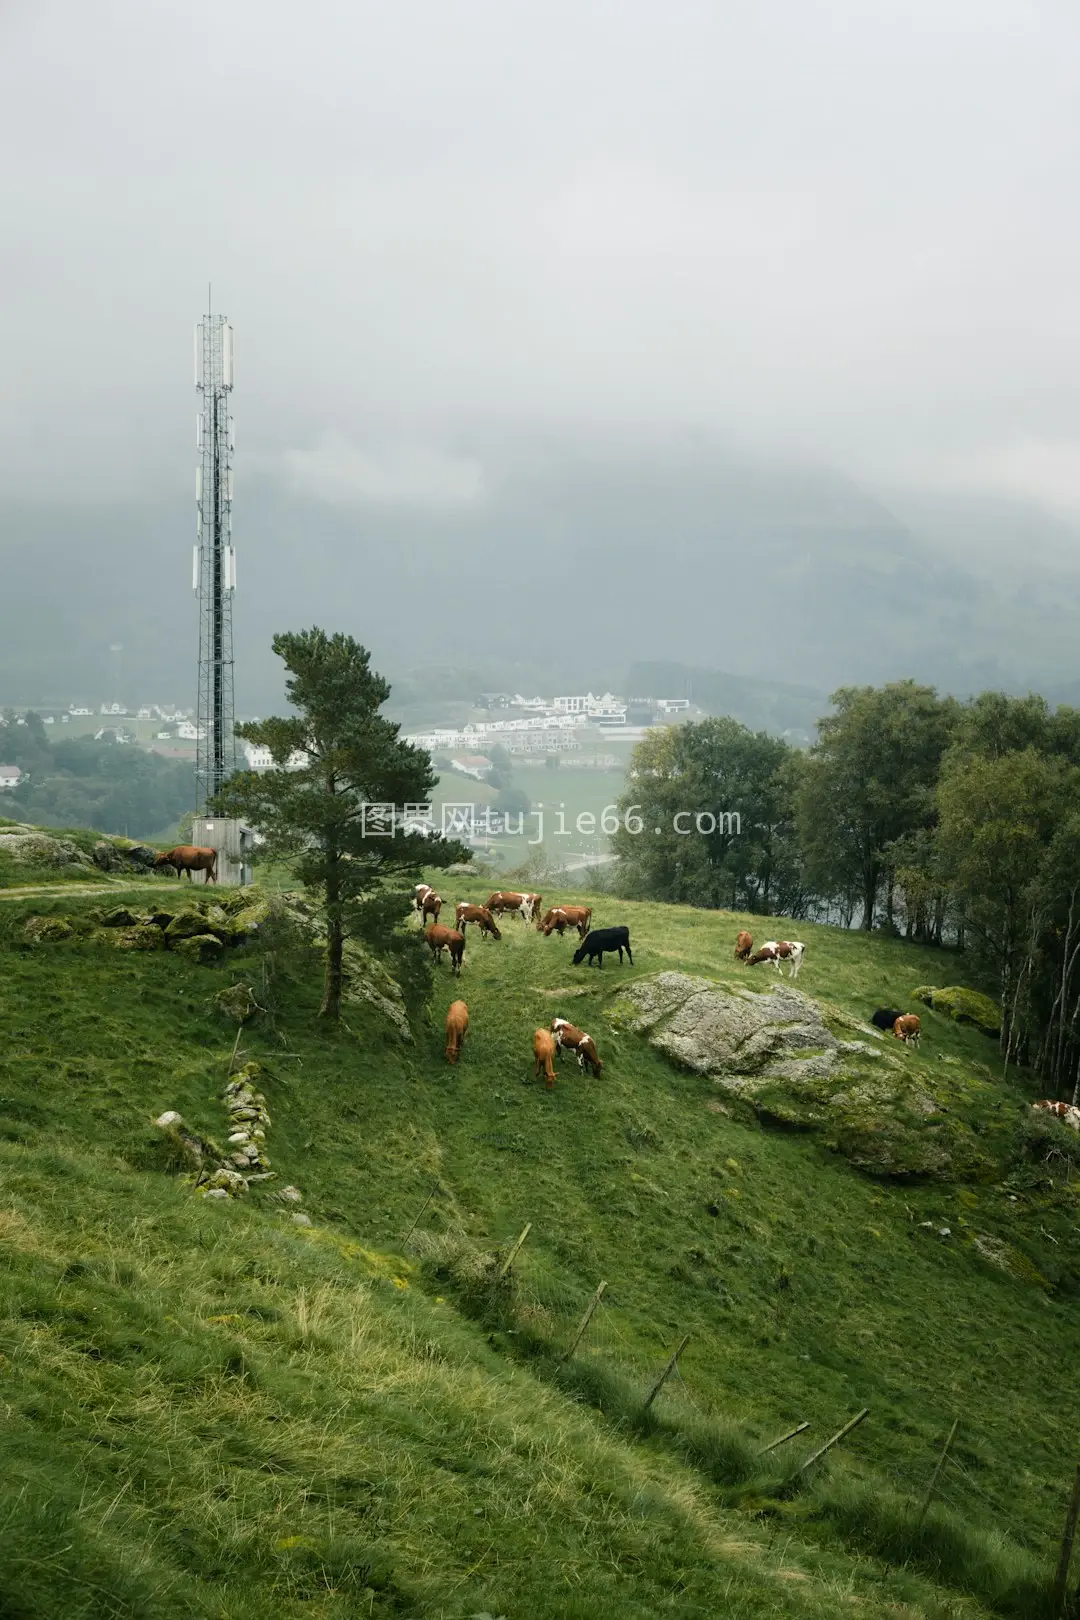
193;301;237;811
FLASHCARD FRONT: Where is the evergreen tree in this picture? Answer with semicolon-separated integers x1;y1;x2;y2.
212;629;467;1020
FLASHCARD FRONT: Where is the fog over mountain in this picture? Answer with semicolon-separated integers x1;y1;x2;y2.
2;0;1079;713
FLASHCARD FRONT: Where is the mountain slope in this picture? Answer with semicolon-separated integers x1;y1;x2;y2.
1;868;1077;1617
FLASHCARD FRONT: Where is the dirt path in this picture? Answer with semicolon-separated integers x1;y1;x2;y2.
0;879;181;903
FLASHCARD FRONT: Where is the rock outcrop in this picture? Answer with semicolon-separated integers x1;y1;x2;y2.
912;985;1001;1037
611;972;988;1179
0;831;93;870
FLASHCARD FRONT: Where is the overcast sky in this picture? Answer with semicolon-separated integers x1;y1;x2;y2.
2;0;1079;532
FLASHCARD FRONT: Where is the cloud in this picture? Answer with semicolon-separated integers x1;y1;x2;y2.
931;440;1080;523
281;438;486;509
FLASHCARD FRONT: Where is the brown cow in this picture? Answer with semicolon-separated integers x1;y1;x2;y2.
454;902;502;940
421;891;443;927
551;1016;603;1076
539;905;593;939
532;1028;557;1089
734;930;753;963
893;1013;921;1047
445;1000;469;1063
154;845;218;883
424;924;465;975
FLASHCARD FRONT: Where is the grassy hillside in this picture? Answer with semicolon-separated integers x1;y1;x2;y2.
1;866;1078;1617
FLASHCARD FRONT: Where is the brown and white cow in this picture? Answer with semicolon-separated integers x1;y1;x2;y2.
445;1000;469;1064
539;905;593;939
747;940;806;979
1033;1099;1080;1130
487;890;541;923
893;1013;921;1047
424;924;464;975
454;902;502;940
414;883;435;923
551;1016;603;1076
153;845;218;883
734;930;753;963
532;1027;557;1090
421;890;443;927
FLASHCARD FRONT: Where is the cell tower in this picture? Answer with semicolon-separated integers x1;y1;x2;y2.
193;299;237;811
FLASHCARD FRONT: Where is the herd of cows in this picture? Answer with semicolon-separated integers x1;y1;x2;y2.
151;862;1077;1120
414;883;628;1089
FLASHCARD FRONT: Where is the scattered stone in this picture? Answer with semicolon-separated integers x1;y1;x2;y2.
173;933;225;964
202;1187;229;1200
23;915;75;944
92;839;157;872
109;925;167;952
279;1185;303;1203
291;1213;312;1226
154;1110;183;1128
203;1167;248;1196
165;909;221;944
98;906;140;928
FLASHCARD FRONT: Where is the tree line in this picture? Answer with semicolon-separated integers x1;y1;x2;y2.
612;682;1080;1100
2;710;194;839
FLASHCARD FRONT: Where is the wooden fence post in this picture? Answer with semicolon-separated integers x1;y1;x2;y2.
1051;1463;1080;1618
562;1281;607;1362
798;1408;869;1473
758;1421;810;1456
399;1187;436;1250
916;1418;959;1528
643;1335;690;1413
494;1223;532;1286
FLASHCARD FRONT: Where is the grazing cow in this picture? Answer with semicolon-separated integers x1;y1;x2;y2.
539;905;593;939
572;926;633;969
421;890;443;927
734;930;753;963
444;1000;469;1064
424;924;465;975
454;902;502;940
893;1013;921;1047
414;883;434;922
1033;1099;1080;1130
153;845;218;883
486;890;541;924
532;1028;558;1090
872;1007;906;1032
747;940;806;979
551;1017;603;1076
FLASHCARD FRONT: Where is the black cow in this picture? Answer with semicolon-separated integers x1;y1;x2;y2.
572;926;633;969
871;1007;905;1032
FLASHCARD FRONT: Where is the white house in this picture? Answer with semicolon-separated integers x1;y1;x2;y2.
0;764;21;790
243;741;308;771
176;721;204;741
68;706;92;716
449;754;493;780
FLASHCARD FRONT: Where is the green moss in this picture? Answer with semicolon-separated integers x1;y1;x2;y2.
912;985;1002;1036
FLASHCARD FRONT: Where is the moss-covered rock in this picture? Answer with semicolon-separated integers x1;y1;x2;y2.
110;925;167;952
912;985;1001;1036
98;906;139;928
173;933;225;964
614;972;988;1180
0;832;93;869
228;895;276;939
23;914;75;944
214;983;260;1022
164;909;221;945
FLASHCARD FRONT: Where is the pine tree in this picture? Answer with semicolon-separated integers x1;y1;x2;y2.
212;629;467;1019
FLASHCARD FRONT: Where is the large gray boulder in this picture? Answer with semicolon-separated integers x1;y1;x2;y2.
0;832;92;869
610;972;987;1180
